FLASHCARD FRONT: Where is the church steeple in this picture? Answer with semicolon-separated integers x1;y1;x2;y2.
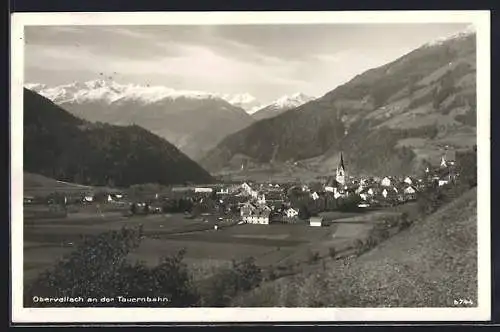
336;152;346;186
440;155;447;168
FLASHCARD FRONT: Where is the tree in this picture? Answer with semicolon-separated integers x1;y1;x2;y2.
338;194;362;212
298;203;311;220
25;226;144;305
199;256;262;307
328;247;337;259
25;226;201;307
232;257;263;293
143;202;150;215
307;249;320;263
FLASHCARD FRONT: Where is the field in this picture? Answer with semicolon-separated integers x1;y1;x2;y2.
23;202;416;287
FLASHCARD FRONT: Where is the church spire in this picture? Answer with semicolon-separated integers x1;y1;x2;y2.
339;151;345;170
336;151;346;186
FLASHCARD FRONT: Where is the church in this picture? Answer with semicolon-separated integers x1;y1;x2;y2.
324;152;349;197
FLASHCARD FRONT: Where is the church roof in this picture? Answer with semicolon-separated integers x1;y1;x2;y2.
338;152;345;170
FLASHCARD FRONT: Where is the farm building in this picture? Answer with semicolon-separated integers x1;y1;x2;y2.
244;207;271;225
438;179;449;187
404;186;417;200
404;176;413;185
309;216;324;227
216;188;229;195
195;187;213;193
381;177;392;187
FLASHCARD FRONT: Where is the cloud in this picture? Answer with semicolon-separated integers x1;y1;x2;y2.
24;23;471;101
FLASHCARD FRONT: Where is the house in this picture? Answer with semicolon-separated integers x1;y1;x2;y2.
83;194;94;202
257;194;266;205
285;207;299;218
245;208;271;225
404;176;413;185
241;182;253;194
404;186;417;200
240;202;256;217
241;202;271;224
171;186;193;193
358;202;370;208
381;177;392;187
311;192;320;201
216;188;229;195
438;179;449;187
309;216;324;227
195;187;213;193
325;186;334;193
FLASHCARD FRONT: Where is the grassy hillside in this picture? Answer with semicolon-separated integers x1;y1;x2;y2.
24;88;214;187
233;187;477;307
202;33;476;177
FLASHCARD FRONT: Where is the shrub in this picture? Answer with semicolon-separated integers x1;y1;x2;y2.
337;194;362;212
307;249;320;263
398;212;412;231
328;247;337;259
199;256;263;307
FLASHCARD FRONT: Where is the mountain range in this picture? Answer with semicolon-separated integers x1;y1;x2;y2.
23;88;214;187
25;81;317;161
201;29;477;179
25;81;258;161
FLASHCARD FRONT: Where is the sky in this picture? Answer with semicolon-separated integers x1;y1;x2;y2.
25;23;470;103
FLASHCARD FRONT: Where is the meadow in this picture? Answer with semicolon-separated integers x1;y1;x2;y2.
23;202;413;287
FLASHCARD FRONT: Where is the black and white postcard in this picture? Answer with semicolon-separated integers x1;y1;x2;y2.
10;10;491;323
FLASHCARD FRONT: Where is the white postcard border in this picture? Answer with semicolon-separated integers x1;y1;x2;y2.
10;10;491;323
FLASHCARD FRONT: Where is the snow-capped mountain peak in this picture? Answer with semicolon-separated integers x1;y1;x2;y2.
423;24;475;47
25;80;262;111
272;92;315;109
250;93;316;120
